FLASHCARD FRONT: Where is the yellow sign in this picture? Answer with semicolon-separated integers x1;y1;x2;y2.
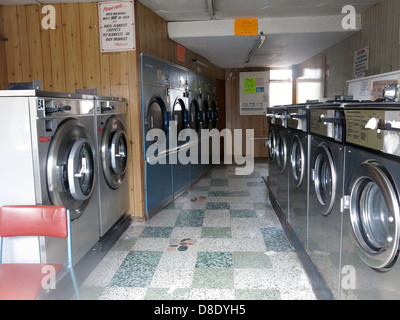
234;18;258;36
244;78;256;93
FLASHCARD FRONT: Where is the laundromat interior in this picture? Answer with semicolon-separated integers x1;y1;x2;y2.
0;0;400;301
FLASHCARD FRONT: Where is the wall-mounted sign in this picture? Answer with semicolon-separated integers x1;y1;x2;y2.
98;1;136;52
234;18;258;36
239;71;269;115
353;46;369;78
177;45;185;62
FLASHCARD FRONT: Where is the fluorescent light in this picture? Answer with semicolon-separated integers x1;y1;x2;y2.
245;33;266;63
207;0;215;20
192;59;208;68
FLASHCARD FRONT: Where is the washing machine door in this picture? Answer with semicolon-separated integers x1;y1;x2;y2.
275;131;287;173
312;143;336;216
47;118;96;220
291;135;305;189
211;100;218;129
101;116;128;189
189;99;201;132
267;128;276;161
202;100;211;129
147;95;169;133
172;97;188;134
347;161;400;270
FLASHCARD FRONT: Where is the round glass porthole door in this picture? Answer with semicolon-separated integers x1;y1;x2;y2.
101;116;128;189
347;161;400;270
291;135;305;189
267;129;276;161
189;99;201;132
147;95;168;133
211;100;218;129
47;118;95;219
203;100;211;129
275;132;287;173
172;97;188;134
313;143;336;216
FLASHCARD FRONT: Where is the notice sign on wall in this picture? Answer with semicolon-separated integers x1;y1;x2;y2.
98;1;136;52
239;71;269;116
353;47;369;78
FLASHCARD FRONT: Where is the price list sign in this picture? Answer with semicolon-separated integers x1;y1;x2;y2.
98;1;136;52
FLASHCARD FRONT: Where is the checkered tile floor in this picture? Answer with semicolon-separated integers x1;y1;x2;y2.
79;163;316;300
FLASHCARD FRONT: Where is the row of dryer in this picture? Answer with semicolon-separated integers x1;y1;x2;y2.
267;101;400;299
141;54;219;218
0;90;129;266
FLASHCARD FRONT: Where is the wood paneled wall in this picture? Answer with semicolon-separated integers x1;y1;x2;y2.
326;0;400;97
0;2;145;218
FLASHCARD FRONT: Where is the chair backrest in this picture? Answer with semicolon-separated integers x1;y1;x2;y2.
0;205;68;238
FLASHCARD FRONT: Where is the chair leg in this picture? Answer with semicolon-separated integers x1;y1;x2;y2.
69;267;80;300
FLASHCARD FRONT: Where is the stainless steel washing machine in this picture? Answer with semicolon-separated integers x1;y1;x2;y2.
95;96;129;237
308;103;344;299
266;106;289;221
340;103;400;299
286;104;310;248
0;90;99;266
141;54;173;217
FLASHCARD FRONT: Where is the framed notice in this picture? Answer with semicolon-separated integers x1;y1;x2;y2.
98;1;136;52
239;71;269;115
353;47;369;78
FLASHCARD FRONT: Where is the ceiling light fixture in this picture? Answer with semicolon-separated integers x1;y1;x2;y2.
207;0;215;20
245;32;266;63
192;59;208;68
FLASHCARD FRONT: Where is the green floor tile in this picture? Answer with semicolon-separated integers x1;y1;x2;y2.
261;227;293;252
233;252;272;268
109;251;162;287
201;227;231;239
141;227;173;238
175;209;205;227
196;252;233;268
230;209;256;218
210;178;228;186
192;268;234;289
205;202;230;210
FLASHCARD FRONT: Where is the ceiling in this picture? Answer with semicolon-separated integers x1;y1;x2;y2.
0;0;380;69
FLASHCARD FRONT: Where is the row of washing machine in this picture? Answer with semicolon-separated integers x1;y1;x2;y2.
141;54;219;218
0;90;129;266
267;101;400;299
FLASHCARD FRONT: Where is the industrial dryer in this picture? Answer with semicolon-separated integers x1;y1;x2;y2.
141;54;173;217
94;96;129;237
0;90;100;266
308;103;345;299
340;102;400;299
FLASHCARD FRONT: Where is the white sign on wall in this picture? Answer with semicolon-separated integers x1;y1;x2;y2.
353;47;369;78
98;1;136;52
239;71;270;115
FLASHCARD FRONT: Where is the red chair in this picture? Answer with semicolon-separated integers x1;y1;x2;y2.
0;205;80;300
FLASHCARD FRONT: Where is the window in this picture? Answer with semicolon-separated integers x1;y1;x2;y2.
269;69;293;107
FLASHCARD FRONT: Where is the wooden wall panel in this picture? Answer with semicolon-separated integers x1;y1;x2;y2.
326;0;400;97
0;6;8;90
